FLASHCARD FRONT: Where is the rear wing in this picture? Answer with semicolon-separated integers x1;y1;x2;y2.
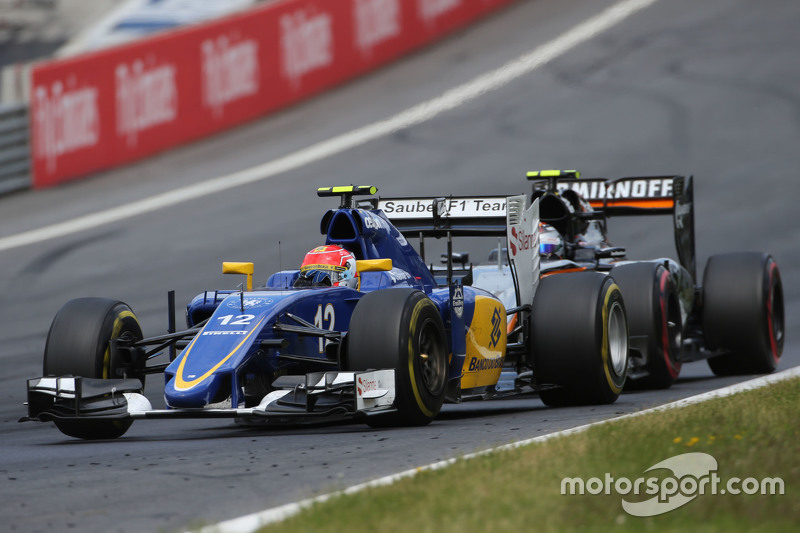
530;173;696;279
365;196;510;237
364;195;540;308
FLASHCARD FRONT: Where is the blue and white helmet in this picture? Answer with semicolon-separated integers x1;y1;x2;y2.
538;222;564;258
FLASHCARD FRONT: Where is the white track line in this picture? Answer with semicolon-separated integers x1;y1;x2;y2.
198;366;800;533
0;0;659;254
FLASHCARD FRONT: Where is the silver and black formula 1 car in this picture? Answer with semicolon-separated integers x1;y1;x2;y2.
466;170;784;389
23;186;629;440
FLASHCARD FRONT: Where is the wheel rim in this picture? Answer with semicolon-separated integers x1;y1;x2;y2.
418;318;446;395
607;301;627;376
665;291;682;368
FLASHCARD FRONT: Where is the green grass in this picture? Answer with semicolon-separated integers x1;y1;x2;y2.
259;378;800;533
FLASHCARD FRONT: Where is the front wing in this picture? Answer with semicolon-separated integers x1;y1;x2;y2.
22;370;397;426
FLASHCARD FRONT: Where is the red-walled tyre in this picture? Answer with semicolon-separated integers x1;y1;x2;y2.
612;262;682;389
703;253;784;375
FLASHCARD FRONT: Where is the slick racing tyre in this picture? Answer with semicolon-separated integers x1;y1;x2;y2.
703;253;784;375
348;289;448;426
44;298;145;439
533;272;628;406
612;262;682;389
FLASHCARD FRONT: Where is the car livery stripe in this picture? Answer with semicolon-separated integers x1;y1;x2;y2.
588;199;675;209
174;316;266;391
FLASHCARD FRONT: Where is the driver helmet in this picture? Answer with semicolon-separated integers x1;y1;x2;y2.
296;245;359;288
538;222;564;259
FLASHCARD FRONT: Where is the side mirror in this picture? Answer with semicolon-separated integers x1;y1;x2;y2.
356;259;392;272
223;262;254;291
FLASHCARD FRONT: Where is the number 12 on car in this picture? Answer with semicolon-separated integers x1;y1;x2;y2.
315;304;335;352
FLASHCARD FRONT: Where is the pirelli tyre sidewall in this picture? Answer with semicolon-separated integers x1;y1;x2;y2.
703;252;784;375
612;262;682;389
347;288;448;426
533;272;628;405
44;298;144;440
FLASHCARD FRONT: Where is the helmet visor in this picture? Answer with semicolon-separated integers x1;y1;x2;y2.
296;269;340;287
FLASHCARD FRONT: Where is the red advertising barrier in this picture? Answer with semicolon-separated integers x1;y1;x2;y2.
31;0;520;188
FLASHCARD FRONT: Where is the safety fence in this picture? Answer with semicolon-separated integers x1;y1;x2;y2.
0;104;31;194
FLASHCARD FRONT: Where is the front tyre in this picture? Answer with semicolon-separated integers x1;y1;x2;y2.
703;253;784;375
44;298;144;439
533;272;628;406
347;289;448;426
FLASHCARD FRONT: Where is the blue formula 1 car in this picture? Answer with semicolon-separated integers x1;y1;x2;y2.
23;186;630;440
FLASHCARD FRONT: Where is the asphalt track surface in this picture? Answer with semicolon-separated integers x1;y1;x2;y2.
1;0;798;531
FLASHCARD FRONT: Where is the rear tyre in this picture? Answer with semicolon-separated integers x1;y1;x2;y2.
44;298;144;439
533;272;628;406
704;253;784;375
347;289;448;426
612;262;682;389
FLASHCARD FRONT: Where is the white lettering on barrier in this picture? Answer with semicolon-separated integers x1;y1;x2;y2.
202;36;260;117
33;81;100;173
354;0;401;53
280;10;333;84
417;0;461;23
116;60;177;147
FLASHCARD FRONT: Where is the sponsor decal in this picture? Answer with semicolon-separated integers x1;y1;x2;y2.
226;297;274;309
202;330;248;336
202;35;260;117
353;0;401;54
674;201;691;229
508;224;535;257
116;60;178;147
490;307;502;348
558;178;674;201
379;198;506;219
357;375;379;396
453;285;464;319
280;9;333;84
33;81;100;172
417;0;461;23
467;356;503;372
562;452;785;517
361;212;390;231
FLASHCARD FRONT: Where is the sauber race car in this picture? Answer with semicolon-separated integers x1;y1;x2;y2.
468;170;784;389
23;186;629;440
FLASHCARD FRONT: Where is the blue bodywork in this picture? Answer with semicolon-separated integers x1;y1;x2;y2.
163;205;496;409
